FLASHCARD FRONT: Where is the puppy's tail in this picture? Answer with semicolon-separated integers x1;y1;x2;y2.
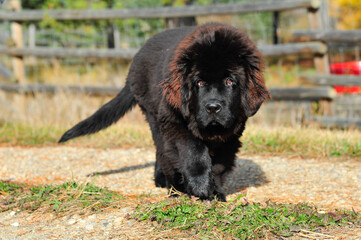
58;83;136;143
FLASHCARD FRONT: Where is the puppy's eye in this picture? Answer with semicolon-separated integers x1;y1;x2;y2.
197;80;206;87
225;78;235;87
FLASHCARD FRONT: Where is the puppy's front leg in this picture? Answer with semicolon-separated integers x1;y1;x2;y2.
176;138;214;200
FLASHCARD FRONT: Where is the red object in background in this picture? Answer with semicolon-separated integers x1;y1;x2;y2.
329;61;361;94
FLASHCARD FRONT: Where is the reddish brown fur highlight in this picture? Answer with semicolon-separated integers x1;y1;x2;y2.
247;51;271;114
163;73;182;109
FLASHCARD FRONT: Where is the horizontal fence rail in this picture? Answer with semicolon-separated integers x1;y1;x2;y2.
0;46;139;60
312;116;361;128
0;42;327;59
0;83;121;96
0;62;13;79
0;0;320;21
293;30;361;43
0;83;336;101
300;74;361;86
269;86;336;101
259;42;327;57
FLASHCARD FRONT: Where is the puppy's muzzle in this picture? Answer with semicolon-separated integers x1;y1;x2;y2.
205;100;222;114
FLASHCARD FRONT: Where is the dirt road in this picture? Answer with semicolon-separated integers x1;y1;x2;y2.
0;146;360;239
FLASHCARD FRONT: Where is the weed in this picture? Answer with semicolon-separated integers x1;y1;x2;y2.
0;181;24;194
134;196;361;239
0;180;124;214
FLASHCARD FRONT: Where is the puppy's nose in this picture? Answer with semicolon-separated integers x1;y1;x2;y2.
205;102;222;114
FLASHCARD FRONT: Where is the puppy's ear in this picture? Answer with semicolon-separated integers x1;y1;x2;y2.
241;53;271;117
162;45;189;110
180;82;192;117
162;71;192;116
161;74;182;110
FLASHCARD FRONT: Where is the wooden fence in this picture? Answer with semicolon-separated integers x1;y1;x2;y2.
0;0;320;21
0;0;361;127
0;42;327;59
293;29;361;127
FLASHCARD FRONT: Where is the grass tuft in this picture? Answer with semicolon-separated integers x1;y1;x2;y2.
134;196;361;239
0;180;124;214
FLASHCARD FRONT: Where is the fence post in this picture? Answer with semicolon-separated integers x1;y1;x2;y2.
307;0;330;74
9;0;25;84
28;24;37;65
114;28;120;49
28;24;36;48
307;0;332;116
273;11;280;44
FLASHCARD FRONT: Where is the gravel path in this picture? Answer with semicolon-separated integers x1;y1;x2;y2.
0;146;360;239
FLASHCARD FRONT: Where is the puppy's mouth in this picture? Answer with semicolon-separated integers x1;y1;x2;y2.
209;120;220;126
196;113;231;132
203;117;227;129
198;120;231;140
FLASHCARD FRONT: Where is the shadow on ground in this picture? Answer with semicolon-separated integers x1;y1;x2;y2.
87;162;155;177
87;158;268;195
223;158;268;195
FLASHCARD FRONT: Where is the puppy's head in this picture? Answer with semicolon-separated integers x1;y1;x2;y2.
162;23;270;138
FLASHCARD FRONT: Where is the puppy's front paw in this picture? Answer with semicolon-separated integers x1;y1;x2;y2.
186;173;215;200
214;190;226;202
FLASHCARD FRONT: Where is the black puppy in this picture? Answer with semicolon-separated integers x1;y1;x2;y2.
59;22;270;201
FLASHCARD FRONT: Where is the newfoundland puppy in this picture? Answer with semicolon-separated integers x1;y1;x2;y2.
59;22;270;201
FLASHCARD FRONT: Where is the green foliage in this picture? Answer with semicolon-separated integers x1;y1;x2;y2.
22;0;258;10
19;0;275;47
22;0;108;10
329;0;361;29
0;181;24;194
135;196;361;239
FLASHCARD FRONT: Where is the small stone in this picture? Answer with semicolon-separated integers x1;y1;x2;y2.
121;207;130;213
85;224;94;231
113;217;123;226
86;215;96;220
11;222;19;227
127;220;135;226
68;219;76;225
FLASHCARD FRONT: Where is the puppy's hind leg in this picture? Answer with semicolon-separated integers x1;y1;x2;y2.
154;152;167;188
155;150;186;195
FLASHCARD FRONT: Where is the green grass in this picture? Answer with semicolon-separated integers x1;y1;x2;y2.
0;180;124;213
1;180;359;238
1;122;360;158
134;195;361;239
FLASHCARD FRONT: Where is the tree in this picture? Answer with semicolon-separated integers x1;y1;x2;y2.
329;0;361;29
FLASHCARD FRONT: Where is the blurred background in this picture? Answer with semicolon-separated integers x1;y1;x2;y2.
0;0;360;131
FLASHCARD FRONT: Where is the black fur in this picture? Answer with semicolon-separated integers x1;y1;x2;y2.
59;84;136;143
59;23;270;201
